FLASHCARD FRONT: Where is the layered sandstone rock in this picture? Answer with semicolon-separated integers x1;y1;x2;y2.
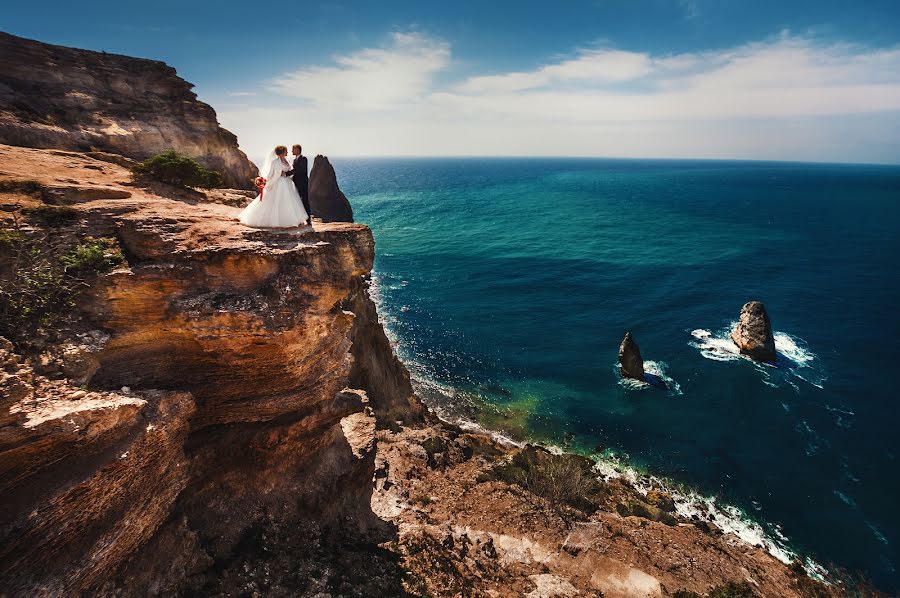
0;144;414;595
618;332;645;380
309;155;354;222
0;32;257;189
731;301;777;363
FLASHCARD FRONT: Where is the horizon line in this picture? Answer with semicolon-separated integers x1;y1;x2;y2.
264;154;900;167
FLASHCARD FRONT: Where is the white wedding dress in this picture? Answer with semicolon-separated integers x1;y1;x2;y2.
239;151;308;227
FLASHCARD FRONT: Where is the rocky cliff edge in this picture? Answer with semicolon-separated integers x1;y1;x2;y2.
0;32;258;189
0;143;420;595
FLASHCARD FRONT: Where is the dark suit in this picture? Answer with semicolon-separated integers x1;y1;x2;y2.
286;154;310;218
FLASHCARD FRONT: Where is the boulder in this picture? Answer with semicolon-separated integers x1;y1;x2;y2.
618;332;644;380
731;301;777;363
646;490;676;513
309;155;354;222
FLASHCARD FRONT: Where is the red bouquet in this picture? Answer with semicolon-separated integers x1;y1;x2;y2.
254;176;267;201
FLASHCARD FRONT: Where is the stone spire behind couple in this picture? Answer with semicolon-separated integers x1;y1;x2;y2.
239;144;312;228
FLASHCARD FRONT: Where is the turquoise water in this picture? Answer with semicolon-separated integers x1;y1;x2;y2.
335;157;900;590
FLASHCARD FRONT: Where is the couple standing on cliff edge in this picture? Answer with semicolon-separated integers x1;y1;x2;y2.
239;144;312;228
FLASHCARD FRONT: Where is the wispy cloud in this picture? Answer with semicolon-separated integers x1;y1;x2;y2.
224;30;900;163
457;49;653;93
441;33;900;121
267;31;450;110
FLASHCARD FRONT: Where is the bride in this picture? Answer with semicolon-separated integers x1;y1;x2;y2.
239;145;309;228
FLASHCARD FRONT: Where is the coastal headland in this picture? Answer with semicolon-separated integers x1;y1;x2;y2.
0;32;861;597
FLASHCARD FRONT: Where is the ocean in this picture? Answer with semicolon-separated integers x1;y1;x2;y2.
333;157;900;591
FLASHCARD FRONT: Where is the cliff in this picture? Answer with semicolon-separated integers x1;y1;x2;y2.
0;144;418;595
0;32;257;189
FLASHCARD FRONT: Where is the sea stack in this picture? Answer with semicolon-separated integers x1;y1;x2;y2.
309;155;354;222
619;332;645;380
731;301;777;363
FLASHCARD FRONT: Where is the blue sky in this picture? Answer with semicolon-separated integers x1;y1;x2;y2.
3;0;900;163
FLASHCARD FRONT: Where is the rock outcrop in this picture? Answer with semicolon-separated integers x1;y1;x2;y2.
368;424;841;598
731;301;777;363
0;32;257;189
619;332;645;380
309;155;354;222
0;144;416;595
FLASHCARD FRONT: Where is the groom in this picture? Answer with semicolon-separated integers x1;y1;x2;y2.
284;144;311;225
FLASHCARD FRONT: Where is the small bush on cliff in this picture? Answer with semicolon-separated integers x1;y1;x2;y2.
132;150;223;189
0;225;124;349
478;446;601;516
22;205;79;227
0;180;47;199
62;237;124;274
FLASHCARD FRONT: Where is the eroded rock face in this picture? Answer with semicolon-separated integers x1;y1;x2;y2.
619;332;645;380
0;144;418;595
309;155;354;222
0;337;196;594
0;32;257;189
731;301;777;363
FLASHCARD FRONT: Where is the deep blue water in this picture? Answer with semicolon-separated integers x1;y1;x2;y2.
334;157;900;590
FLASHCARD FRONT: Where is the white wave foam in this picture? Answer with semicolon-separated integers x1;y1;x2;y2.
690;327;743;361
689;324;826;389
594;454;801;566
774;332;814;366
613;360;683;395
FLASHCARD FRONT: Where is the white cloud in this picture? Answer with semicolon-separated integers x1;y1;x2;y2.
220;31;900;164
266;31;449;111
442;34;900;122
457;49;653;93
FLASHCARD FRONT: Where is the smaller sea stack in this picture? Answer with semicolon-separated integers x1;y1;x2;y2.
731;301;777;363
309;155;354;223
619;332;645;380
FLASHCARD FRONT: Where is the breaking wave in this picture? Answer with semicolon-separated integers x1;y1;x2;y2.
690;324;826;389
593;454;828;578
613;359;682;395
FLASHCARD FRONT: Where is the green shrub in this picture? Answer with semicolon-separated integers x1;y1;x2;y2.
0;231;124;348
420;436;448;456
0;229;23;250
0;180;46;197
479;446;601;514
22;205;79;227
62;237;124;274
132;150;223;189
